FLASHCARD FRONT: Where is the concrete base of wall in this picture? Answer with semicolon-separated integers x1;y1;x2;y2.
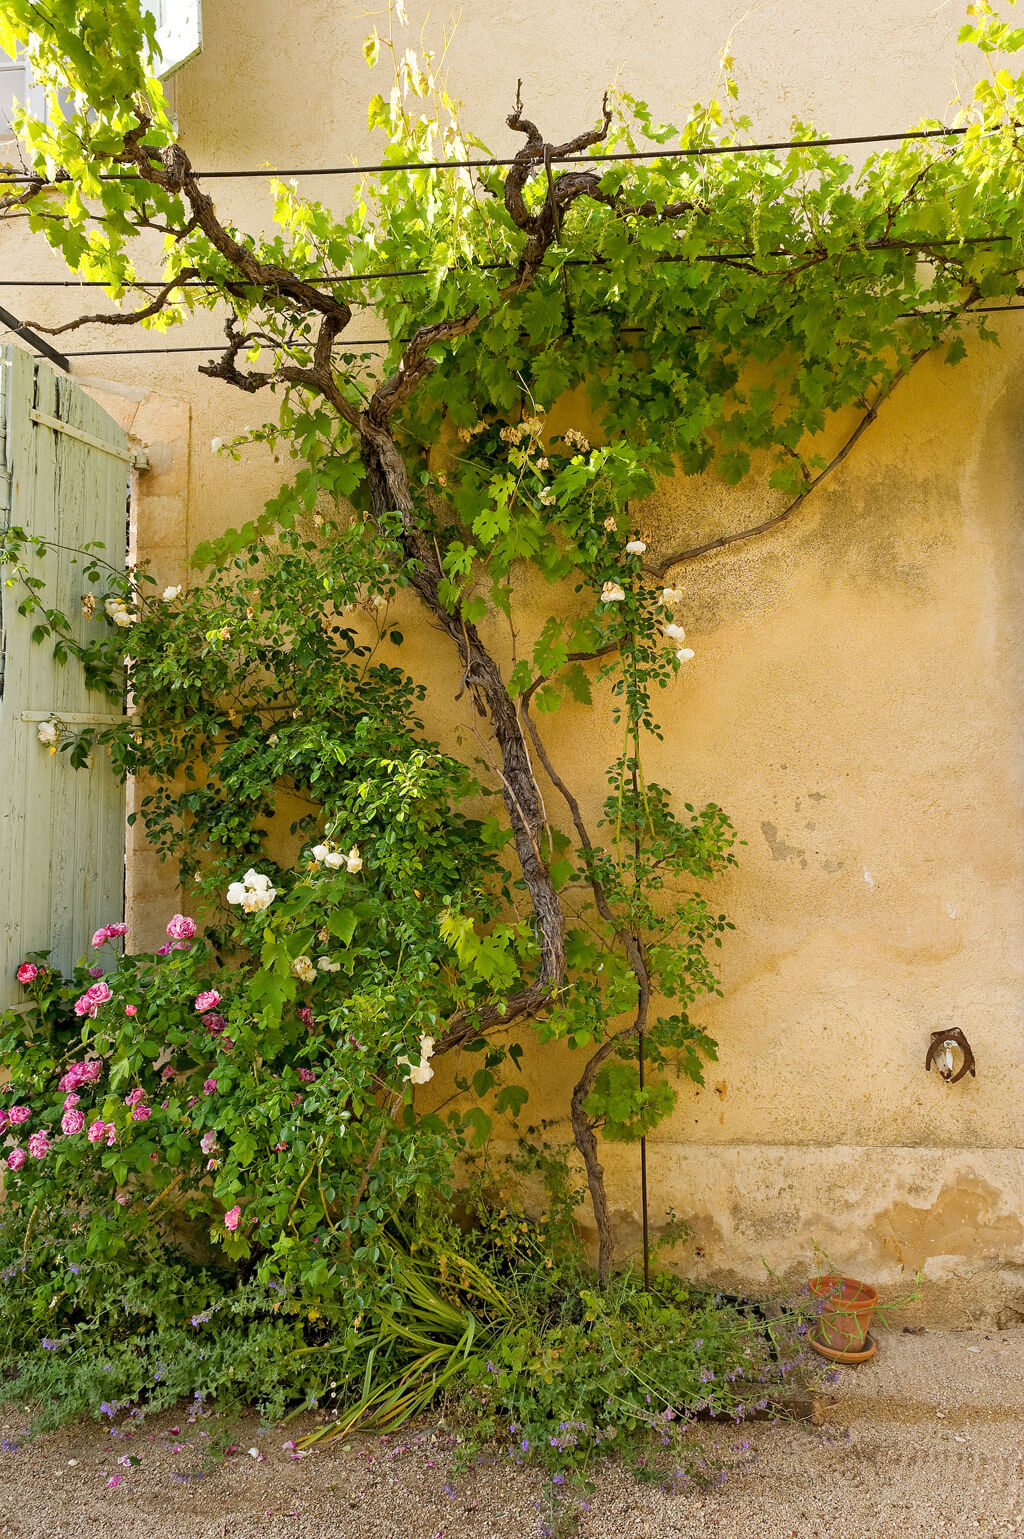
584;1142;1024;1328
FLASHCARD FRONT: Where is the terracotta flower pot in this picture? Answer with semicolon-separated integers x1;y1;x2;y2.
809;1274;878;1357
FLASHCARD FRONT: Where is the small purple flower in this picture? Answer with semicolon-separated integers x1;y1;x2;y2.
202;1079;217;1095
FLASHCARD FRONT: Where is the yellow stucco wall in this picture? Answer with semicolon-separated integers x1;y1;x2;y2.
3;0;1022;1322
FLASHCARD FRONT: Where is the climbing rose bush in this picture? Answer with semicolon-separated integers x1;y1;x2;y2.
0;881;486;1288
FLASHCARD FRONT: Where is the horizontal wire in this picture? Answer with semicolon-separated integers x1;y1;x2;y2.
13;303;1018;357
0;232;1015;292
0;124;977;184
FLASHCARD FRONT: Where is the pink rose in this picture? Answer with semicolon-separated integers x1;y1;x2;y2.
124;1088;146;1107
8;1105;30;1125
105;1124;118;1147
194;990;221;1013
156;944;172;956
27;1131;50;1159
88;966;103;979
130;1104;151;1122
7;1148;26;1171
224;1205;241;1231
124;1004;137;1017
63;1093;80;1110
61;1108;85;1136
92;922;126;947
0;1112;7;1131
87;1119;106;1143
298;1068;316;1083
166;914;197;941
298;1008;313;1028
203;1079;217;1095
74;982;112;1018
16;963;37;984
58;1060;103;1093
200;1131;218;1155
115;1191;130;1206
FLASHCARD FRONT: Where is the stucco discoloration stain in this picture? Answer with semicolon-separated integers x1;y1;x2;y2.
761;821;807;866
875;1180;1024;1269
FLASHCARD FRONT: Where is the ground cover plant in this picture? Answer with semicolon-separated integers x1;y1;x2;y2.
0;0;1021;1488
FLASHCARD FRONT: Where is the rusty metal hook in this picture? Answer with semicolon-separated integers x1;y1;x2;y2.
925;1028;976;1084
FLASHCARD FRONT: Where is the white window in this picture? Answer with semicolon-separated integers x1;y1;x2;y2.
0;3;200;136
149;0;203;79
0;49;33;140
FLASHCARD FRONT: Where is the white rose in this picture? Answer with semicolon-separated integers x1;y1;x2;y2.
36;720;58;746
243;870;272;892
664;623;686;642
310;844;330;863
624;540;646;555
662;586;683;605
317;956;340;973
211;437;223;453
676;647;695;663
600;582;626;604
226;882;246;906
398;1055;435;1086
291;955;316;983
250;888;276;911
419;1035;435;1061
346;846;363;874
161;585;182;601
323;850;345;870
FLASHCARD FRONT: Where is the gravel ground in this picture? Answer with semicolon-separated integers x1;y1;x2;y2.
0;1328;1021;1539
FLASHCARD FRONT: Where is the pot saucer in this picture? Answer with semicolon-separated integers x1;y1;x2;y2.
808;1330;877;1364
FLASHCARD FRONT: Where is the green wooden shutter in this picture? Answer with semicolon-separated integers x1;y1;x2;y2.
0;346;135;1008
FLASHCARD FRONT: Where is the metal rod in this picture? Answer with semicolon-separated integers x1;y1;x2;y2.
0;124;975;184
630;751;651;1292
0;303;69;372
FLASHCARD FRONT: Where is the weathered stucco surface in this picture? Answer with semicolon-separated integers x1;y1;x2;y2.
3;0;1022;1322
